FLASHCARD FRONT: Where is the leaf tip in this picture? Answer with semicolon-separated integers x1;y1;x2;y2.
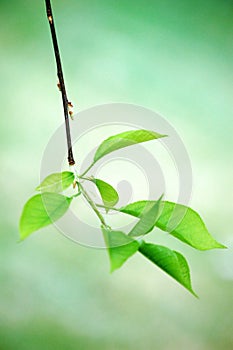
110;266;117;273
190;289;199;299
18;228;28;242
216;242;227;249
203;241;227;250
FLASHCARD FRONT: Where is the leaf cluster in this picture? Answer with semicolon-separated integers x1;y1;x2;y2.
19;129;226;296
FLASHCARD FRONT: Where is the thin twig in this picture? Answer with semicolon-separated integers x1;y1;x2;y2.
45;0;75;166
96;204;120;212
79;183;109;228
80;161;96;177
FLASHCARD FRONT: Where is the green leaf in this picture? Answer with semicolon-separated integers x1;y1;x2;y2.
139;242;197;296
94;129;166;162
128;196;163;237
121;201;226;250
92;179;119;211
102;227;139;272
36;172;74;193
19;193;72;240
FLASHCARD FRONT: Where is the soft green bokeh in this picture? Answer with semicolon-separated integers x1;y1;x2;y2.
1;0;232;349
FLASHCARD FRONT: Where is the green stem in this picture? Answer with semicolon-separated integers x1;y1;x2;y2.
79;176;94;182
79;183;108;228
71;191;81;198
80;161;96;177
96;204;120;212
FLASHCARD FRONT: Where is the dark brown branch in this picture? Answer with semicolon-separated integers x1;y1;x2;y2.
45;0;75;166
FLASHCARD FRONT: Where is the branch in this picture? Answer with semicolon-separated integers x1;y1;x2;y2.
79;183;109;228
45;0;75;166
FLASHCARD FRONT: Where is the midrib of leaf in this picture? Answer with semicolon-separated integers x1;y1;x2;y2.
36;172;74;192
39;195;72;225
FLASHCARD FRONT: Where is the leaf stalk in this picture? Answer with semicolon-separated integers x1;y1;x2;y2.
79;183;109;228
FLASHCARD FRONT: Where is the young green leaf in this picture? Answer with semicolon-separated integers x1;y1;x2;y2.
139;241;197;296
92;179;119;211
94;129;166;163
102;227;139;272
36;171;74;193
19;193;72;240
121;201;226;250
128;196;163;237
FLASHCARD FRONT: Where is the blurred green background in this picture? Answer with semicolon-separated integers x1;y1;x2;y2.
1;0;233;349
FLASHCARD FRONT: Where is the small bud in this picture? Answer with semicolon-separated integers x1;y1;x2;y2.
73;181;77;189
57;82;61;91
48;15;53;24
69;110;74;120
68;102;74;120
